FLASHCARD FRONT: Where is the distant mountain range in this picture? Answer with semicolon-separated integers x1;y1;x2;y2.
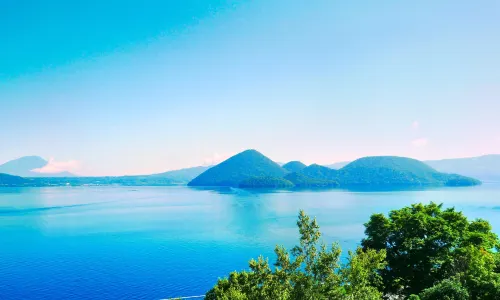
149;166;211;182
188;150;480;189
0;155;210;186
327;155;500;182
0;156;74;177
425;155;500;182
1;152;497;188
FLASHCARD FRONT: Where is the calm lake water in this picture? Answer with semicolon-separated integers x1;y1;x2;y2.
1;184;500;299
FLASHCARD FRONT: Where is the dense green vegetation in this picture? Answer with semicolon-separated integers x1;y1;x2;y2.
337;156;480;187
207;203;500;299
362;202;500;298
329;155;500;183
0;173;28;186
189;152;480;189
282;161;308;173
206;210;386;300
444;175;482;187
188;150;286;187
300;164;338;181
0;151;482;188
239;176;295;188
284;172;339;188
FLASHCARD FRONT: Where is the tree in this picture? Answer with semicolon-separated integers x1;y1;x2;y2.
206;210;386;300
362;202;499;296
419;279;469;300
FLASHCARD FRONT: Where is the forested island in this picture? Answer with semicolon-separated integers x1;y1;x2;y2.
0;150;481;188
188;150;481;189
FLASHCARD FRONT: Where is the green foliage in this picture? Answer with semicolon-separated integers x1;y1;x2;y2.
239;176;295;188
444;175;482;187
300;164;339;181
362;202;499;296
445;246;500;299
284;172;339;188
419;279;469;300
207;203;500;299
338;156;480;187
340;248;386;300
188;149;286;187
206;210;386;300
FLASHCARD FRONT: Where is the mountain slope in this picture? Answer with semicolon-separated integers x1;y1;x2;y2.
239;176;294;188
0;156;75;177
0;173;28;186
337;156;479;187
284;172;339;188
282;161;307;173
301;164;339;181
426;155;500;182
150;166;211;183
0;156;47;177
188;150;286;187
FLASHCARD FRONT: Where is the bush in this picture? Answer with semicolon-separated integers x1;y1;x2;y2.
206;210;386;300
419;279;468;300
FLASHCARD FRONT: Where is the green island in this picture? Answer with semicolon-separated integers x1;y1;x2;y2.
239;176;295;188
188;150;480;189
205;203;500;299
0;150;481;188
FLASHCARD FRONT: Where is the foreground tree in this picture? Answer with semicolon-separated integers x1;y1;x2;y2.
205;210;386;300
361;202;499;297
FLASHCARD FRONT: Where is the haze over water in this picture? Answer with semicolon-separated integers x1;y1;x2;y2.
1;185;500;299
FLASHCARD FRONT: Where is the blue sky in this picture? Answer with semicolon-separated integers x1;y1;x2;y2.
1;0;499;176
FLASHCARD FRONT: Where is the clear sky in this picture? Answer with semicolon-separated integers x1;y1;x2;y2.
1;0;499;176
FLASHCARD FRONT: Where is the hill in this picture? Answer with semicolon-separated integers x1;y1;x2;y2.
426;154;500;182
282;161;307;173
337;156;480;187
188;150;286;187
0;156;75;177
0;156;47;177
239;176;294;188
0;173;28;186
284;172;339;188
301;164;339;181
150;166;211;183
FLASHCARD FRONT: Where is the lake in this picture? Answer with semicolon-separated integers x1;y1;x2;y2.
1;184;500;299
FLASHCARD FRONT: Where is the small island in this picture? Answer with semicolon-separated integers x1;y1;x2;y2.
188;150;481;189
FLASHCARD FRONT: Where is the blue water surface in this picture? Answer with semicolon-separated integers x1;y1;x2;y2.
1;184;500;299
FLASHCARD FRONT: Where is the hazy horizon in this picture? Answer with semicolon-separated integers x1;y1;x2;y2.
2;0;499;176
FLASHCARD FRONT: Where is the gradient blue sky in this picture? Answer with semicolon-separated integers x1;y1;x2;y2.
1;0;499;176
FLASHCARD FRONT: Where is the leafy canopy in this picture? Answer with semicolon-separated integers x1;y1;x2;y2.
206;210;386;300
362;202;499;296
